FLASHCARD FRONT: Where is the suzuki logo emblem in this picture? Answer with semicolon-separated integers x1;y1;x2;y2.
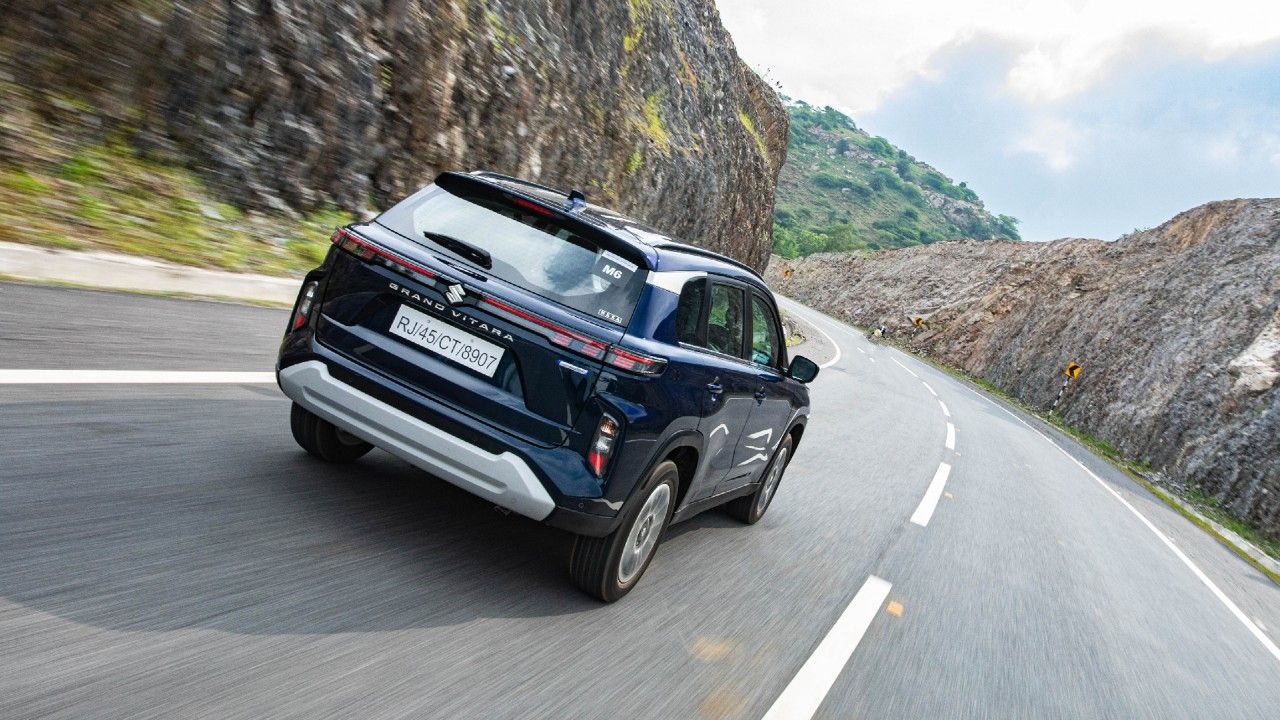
445;283;466;305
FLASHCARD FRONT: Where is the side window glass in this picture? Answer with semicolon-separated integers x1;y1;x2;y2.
750;294;780;367
706;283;746;358
676;280;705;345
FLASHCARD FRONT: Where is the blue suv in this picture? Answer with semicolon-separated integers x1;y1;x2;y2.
278;171;818;601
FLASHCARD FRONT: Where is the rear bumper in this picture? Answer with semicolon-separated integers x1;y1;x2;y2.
279;360;556;521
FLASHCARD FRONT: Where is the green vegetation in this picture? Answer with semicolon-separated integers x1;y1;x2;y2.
624;149;644;175
641;92;670;153
0;138;353;275
774;100;1020;258
737;108;770;163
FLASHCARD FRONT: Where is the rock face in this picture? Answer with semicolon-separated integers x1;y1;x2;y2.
769;199;1280;536
0;0;786;270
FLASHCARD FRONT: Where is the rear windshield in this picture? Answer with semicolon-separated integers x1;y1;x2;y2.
376;184;647;327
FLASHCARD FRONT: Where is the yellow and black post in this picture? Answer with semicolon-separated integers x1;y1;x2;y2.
1052;362;1082;413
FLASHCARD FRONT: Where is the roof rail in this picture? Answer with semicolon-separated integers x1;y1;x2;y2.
651;242;763;280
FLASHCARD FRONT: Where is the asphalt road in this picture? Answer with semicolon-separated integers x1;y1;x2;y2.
2;280;1279;719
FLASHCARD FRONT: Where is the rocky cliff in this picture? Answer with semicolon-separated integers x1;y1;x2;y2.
770;199;1280;536
0;0;786;271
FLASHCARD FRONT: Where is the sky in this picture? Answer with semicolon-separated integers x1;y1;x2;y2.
717;0;1280;240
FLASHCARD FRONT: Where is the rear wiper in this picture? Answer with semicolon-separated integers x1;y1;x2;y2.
422;231;492;270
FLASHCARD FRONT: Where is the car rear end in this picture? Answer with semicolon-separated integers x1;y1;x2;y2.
277;172;668;534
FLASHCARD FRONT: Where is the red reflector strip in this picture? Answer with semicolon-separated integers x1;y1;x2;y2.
331;228;435;279
587;450;608;476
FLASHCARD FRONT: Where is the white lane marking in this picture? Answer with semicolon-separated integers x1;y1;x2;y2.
910;462;952;527
992;404;1280;665
921;381;938;397
938;400;951;417
778;300;843;370
761;575;893;720
945;422;956;450
890;357;919;378
0;370;276;384
856;347;866;354
867;357;876;363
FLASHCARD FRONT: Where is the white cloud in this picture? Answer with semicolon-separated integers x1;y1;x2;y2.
1010;116;1086;172
718;0;1280;112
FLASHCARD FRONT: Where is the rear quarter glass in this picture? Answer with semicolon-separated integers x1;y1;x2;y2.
376;183;647;327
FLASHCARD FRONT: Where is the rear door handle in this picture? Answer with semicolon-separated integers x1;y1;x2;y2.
707;382;724;395
754;388;767;403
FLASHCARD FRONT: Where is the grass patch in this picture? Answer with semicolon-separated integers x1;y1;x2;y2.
0;140;353;275
737;108;770;164
623;26;644;53
624;149;644;175
641;92;670;153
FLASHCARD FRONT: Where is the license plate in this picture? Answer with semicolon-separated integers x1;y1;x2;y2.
389;304;505;377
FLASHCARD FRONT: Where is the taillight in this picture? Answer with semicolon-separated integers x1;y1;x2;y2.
484;297;609;360
587;414;620;477
291;281;318;330
331;227;436;280
605;347;667;375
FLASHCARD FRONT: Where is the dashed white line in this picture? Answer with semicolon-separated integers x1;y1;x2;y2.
867;357;876;363
761;575;894;720
890;357;919;378
856;347;866;354
0;370;276;384
991;403;1280;665
910;462;952;527
938;400;951;417
945;422;956;450
921;381;938;397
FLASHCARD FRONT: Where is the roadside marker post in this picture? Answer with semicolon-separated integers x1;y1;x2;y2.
1052;362;1082;413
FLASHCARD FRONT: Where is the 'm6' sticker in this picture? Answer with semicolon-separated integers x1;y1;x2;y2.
592;250;637;285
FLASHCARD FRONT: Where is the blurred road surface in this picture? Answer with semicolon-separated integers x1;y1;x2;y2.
2;281;1278;719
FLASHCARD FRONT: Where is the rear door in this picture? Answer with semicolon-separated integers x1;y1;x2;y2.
684;278;760;498
735;290;795;482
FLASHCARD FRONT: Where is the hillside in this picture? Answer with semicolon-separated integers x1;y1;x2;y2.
774;101;1018;257
0;0;786;273
769;199;1280;538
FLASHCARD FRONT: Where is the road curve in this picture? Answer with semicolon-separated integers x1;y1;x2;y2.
1;281;1278;720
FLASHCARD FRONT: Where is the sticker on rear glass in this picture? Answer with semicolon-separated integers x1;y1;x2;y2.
592;251;637;286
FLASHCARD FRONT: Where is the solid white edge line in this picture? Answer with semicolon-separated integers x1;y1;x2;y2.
921;381;938;397
945;422;956;451
910;462;952;527
890;357;919;378
991;403;1280;665
0;370;276;384
761;575;893;720
804;319;843;369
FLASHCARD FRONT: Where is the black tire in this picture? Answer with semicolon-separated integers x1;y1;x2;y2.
570;460;679;602
727;434;794;524
289;402;372;464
